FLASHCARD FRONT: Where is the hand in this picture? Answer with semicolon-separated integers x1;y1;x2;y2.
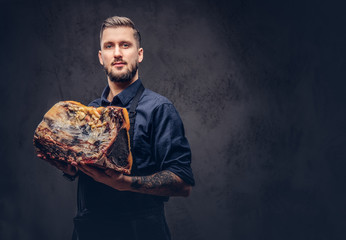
70;161;130;191
37;153;78;176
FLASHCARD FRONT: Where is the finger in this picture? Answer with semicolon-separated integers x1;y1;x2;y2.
66;161;78;170
70;161;79;167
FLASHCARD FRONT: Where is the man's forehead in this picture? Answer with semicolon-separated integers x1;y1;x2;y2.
101;27;135;42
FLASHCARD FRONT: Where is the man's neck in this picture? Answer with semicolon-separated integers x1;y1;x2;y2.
107;76;138;102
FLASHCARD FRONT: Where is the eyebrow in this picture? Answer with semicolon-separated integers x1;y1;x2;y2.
103;41;114;46
120;41;132;45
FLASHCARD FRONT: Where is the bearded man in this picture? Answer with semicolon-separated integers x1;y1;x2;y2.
50;16;195;240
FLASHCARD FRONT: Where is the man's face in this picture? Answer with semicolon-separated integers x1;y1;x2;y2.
98;27;143;83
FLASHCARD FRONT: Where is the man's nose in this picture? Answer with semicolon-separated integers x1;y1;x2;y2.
113;45;122;57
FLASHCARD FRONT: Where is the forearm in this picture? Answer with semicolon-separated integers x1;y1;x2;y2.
74;162;192;197
123;170;191;197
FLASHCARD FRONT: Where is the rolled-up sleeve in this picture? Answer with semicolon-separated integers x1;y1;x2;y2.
151;103;195;186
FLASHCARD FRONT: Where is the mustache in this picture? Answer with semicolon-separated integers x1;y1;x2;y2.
112;58;126;65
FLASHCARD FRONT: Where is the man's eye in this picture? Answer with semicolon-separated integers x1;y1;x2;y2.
122;43;129;48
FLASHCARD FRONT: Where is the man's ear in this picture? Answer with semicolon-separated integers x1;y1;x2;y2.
138;48;143;63
98;50;104;65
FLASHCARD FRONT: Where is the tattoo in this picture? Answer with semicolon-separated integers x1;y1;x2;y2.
131;170;180;191
131;178;142;189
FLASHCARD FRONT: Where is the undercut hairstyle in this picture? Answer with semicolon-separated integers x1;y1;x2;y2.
100;16;141;48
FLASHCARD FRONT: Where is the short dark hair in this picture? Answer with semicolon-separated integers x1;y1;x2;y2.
100;16;141;48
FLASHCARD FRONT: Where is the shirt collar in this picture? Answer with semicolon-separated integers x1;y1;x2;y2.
100;78;142;107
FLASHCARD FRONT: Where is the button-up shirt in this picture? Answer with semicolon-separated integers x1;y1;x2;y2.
76;78;194;219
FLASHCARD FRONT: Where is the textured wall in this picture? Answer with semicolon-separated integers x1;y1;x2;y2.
1;0;346;239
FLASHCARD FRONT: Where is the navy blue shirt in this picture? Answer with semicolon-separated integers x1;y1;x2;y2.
76;79;194;219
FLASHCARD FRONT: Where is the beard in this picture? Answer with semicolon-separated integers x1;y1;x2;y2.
105;61;139;83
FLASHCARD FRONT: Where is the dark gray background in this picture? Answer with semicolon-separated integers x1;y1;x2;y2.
1;0;346;239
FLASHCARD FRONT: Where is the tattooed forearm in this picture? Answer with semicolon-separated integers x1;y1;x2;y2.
131;170;178;189
130;170;191;197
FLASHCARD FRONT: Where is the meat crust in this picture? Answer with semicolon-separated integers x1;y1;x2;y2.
33;101;132;174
